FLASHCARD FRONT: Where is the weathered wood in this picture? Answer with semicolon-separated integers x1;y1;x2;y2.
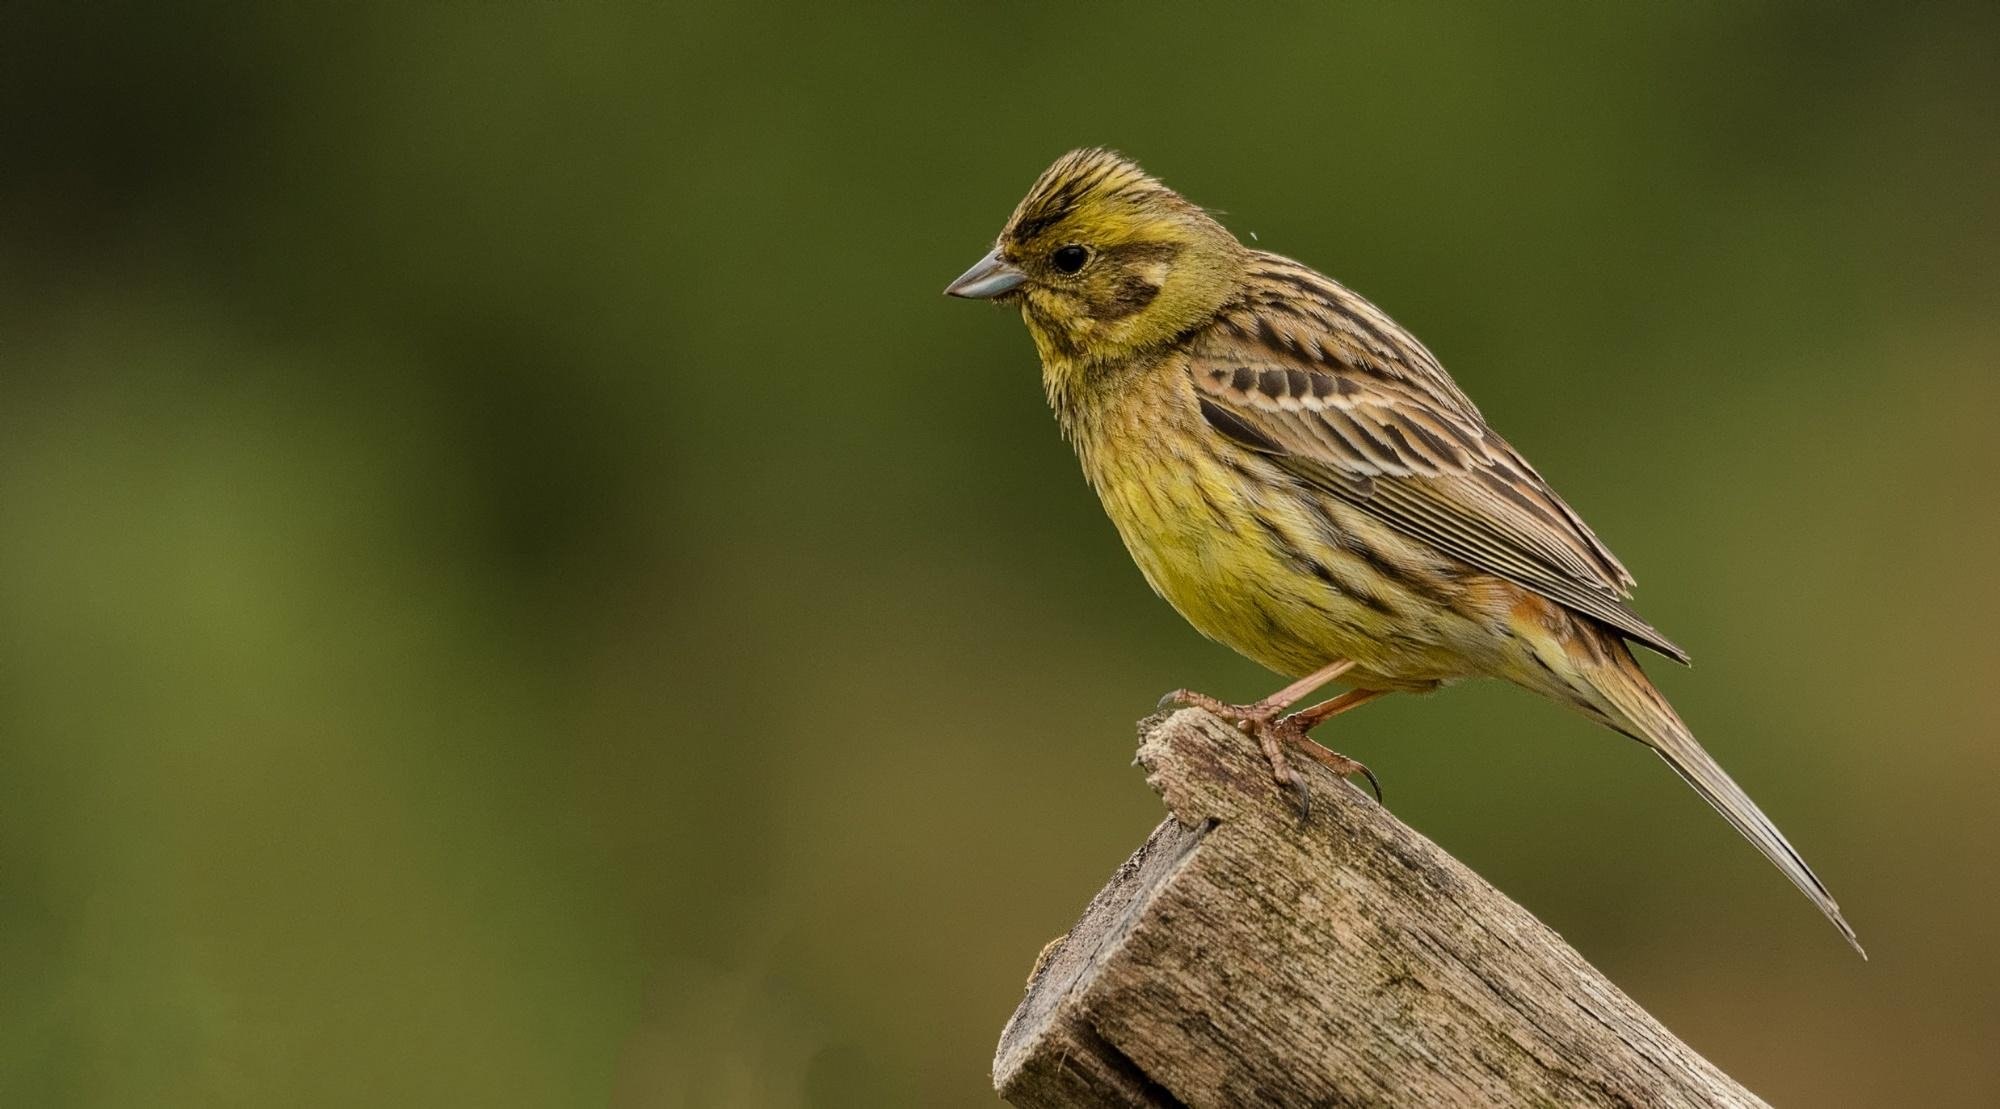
993;708;1766;1108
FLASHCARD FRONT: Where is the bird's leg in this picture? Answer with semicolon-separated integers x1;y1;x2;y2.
1157;658;1356;726
1284;686;1390;731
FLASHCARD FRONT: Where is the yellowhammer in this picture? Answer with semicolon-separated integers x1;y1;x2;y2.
946;147;1860;955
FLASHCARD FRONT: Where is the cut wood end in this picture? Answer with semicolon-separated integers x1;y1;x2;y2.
993;709;1770;1109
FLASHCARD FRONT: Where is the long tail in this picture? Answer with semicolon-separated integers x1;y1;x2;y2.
1558;633;1864;957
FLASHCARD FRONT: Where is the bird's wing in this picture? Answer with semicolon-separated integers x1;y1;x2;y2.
1190;268;1687;662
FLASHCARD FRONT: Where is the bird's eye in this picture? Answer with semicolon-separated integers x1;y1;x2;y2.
1050;245;1090;274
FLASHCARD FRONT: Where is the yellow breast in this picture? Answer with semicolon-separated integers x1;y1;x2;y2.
1060;363;1497;687
1068;369;1341;674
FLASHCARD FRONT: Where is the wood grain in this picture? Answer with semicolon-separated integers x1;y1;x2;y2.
992;708;1766;1108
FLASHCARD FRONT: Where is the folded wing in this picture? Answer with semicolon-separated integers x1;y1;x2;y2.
1190;353;1688;664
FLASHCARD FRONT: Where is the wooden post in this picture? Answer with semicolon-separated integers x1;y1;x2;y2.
992;708;1767;1108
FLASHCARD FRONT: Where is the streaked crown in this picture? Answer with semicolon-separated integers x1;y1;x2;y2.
986;149;1245;370
1004;148;1213;249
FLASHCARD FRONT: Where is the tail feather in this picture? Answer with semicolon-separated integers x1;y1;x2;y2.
1580;642;1865;957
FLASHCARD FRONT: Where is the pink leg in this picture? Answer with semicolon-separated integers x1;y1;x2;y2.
1157;658;1356;724
1287;687;1390;731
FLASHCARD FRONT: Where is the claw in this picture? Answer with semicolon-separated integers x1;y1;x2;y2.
1293;743;1383;803
1274;714;1383;805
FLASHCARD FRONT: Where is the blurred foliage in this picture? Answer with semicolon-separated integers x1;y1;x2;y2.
2;2;1997;1106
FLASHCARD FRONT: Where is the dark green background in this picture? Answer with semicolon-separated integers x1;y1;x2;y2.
4;3;1997;1106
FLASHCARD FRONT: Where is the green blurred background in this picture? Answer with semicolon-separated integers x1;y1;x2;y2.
3;3;1997;1106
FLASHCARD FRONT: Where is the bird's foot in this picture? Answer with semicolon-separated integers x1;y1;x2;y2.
1156;690;1382;820
1156;687;1284;727
1272;713;1382;805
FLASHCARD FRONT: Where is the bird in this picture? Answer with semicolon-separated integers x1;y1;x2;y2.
944;147;1861;956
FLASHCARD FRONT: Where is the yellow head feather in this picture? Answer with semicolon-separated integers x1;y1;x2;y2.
997;149;1247;376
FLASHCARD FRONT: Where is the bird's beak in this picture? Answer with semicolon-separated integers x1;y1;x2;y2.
944;248;1027;299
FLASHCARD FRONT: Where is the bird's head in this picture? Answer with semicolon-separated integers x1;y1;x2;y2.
946;148;1247;367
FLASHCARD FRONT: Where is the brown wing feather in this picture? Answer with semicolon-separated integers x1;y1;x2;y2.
1194;255;1687;663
